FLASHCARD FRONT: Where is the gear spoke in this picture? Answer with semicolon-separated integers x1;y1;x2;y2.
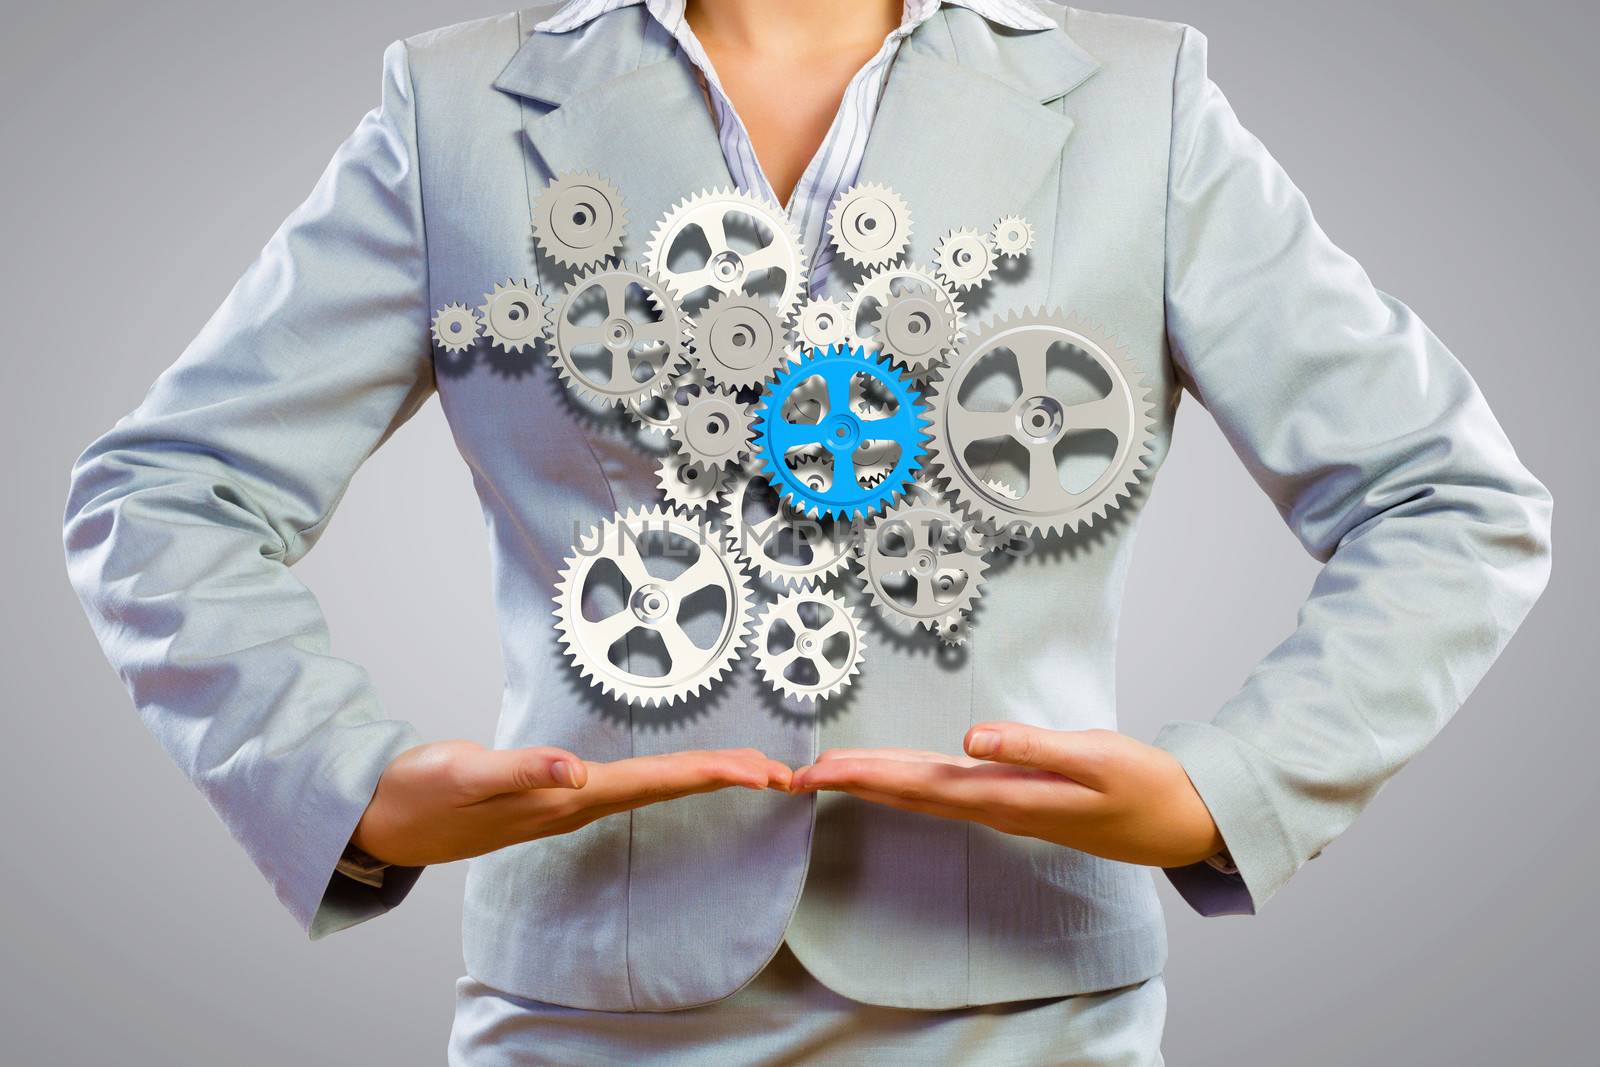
1015;344;1050;397
1026;441;1065;501
957;406;1018;443
656;619;704;667
665;550;725;600
592;608;640;649
612;533;654;591
771;419;831;451
1065;392;1127;435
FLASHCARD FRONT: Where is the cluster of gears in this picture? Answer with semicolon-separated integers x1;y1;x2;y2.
431;175;1156;708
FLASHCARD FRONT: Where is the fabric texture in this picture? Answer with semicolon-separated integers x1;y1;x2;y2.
447;943;1166;1066
62;0;1553;1015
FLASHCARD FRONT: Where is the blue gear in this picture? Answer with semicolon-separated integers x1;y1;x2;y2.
751;344;931;521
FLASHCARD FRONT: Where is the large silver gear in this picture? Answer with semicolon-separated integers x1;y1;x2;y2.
645;188;808;318
656;452;730;516
688;292;788;390
478;279;550;353
430;303;480;354
553;506;752;707
848;265;963;374
827;182;912;269
674;386;755;469
792;296;852;350
720;464;853;589
991;215;1036;258
933;227;998;291
927;309;1156;537
855;491;989;634
532;172;628;270
550;265;689;407
753;589;866;704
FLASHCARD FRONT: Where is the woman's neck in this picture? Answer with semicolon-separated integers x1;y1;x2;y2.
685;0;904;58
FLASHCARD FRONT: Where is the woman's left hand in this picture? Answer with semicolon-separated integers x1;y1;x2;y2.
789;723;1226;869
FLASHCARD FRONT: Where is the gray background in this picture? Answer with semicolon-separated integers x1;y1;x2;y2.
3;1;1594;1063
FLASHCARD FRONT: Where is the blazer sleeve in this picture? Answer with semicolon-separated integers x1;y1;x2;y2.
1151;26;1554;915
61;40;435;939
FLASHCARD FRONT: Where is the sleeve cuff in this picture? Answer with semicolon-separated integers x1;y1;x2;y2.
1153;719;1305;915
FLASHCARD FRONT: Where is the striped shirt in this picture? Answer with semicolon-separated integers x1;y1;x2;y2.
533;0;1056;293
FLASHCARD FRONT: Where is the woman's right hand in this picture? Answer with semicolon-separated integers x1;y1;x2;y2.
351;739;793;867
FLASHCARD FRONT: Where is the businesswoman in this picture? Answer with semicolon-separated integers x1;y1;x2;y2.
63;1;1551;1063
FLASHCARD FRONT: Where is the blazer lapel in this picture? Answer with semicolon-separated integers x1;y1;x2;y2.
852;7;1101;294
493;7;738;269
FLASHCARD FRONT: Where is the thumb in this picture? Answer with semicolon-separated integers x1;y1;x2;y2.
964;723;1109;785
457;745;588;798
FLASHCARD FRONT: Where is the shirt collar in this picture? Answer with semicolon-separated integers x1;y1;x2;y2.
534;0;1057;36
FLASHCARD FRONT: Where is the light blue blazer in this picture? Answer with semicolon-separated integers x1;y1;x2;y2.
62;2;1552;1012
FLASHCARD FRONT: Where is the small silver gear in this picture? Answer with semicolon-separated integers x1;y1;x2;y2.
553;506;752;707
626;365;711;435
720;464;853;588
991;215;1035;258
933;227;998;291
657;452;730;516
478;279;550;353
936;615;970;647
793;297;852;350
754;589;866;704
674;386;755;470
688;292;788;390
532;172;628;270
855;492;989;634
848;265;963;374
645;187;808;318
430;303;480;354
550;265;688;407
827;182;912;269
927;309;1157;537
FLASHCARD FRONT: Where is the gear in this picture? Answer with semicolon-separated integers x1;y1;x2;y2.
626;365;711;435
550;265;689;407
689;292;788;390
927;309;1156;537
657;452;730;516
793;297;852;350
645;187;808;318
991;215;1035;258
752;344;931;521
848;265;963;374
827;182;912;269
855;492;989;634
430;303;480;354
478;279;550;353
936;615;970;647
720;464;853;589
674;386;755;469
754;589;866;704
532;172;628;270
933;227;998;291
553;506;752;707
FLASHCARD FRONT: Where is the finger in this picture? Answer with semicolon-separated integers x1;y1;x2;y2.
456;744;588;798
792;758;998;811
577;749;777;806
964;723;1112;789
813;747;977;766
